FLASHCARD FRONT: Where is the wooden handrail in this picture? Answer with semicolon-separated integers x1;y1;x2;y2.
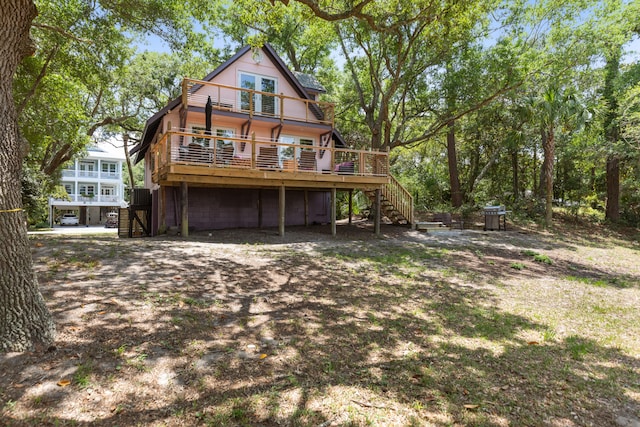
383;175;413;224
183;78;335;126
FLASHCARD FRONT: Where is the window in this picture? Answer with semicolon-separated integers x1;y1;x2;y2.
278;135;315;162
64;184;74;195
190;125;209;147
79;161;96;177
102;162;117;173
101;186;115;196
300;138;314;150
79;184;95;196
215;128;235;150
239;72;277;115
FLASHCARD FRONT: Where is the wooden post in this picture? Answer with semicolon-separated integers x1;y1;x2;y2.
251;132;256;169
348;190;353;225
279;185;285;237
158;186;166;234
374;188;381;236
331;188;337;236
180;181;189;237
258;189;263;228
304;190;309;226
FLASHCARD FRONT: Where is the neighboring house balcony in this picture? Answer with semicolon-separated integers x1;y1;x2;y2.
151;130;390;191
62;169;121;180
50;194;124;204
182;78;334;127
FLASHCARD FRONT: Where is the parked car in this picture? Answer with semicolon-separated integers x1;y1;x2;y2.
105;212;118;228
60;213;79;226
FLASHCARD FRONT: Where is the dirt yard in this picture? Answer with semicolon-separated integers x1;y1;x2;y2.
1;219;639;426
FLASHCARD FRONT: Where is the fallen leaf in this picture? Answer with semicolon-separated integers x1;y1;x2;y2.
98;311;107;315
464;404;479;410
35;242;44;248
174;276;182;280
259;354;268;359
528;341;539;345
57;379;71;387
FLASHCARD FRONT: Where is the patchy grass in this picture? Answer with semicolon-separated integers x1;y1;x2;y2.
4;223;640;426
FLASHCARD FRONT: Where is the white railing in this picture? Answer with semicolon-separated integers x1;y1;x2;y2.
51;195;123;204
78;171;99;178
100;172;121;180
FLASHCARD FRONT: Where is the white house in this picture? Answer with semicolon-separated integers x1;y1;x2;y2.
49;143;128;226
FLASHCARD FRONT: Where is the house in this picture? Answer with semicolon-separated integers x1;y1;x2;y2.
49;143;128;226
132;44;413;236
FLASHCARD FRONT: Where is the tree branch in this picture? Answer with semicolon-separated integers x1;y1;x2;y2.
32;23;92;44
17;46;59;116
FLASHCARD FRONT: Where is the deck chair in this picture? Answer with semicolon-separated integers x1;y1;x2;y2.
298;150;317;171
215;144;234;166
257;146;279;169
186;143;211;163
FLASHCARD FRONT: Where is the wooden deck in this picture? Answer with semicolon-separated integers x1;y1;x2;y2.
151;131;390;190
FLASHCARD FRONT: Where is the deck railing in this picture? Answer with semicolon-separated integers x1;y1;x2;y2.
182;78;335;126
152;130;389;179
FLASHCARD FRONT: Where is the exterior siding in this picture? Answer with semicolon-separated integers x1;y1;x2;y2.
159;187;330;233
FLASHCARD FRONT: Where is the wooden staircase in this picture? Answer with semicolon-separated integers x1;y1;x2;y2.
365;175;414;226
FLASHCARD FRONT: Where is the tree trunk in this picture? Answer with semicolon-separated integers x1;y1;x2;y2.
606;156;620;220
511;148;519;201
543;128;555;227
604;46;621;221
447;121;463;208
123;134;135;191
0;0;56;352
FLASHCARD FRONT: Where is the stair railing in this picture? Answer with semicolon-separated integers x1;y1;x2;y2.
382;175;414;225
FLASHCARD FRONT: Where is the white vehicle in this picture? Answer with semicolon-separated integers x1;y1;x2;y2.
60;213;79;226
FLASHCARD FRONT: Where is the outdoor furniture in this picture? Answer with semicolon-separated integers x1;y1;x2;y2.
334;161;355;175
433;212;464;230
257;146;279;169
298;150;317;171
215;145;234;166
180;143;212;163
484;205;507;231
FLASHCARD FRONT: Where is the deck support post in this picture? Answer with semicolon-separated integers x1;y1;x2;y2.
331;188;337;236
348;190;353;225
374;188;381;236
258;189;263;228
158;186;166;234
180;181;189;237
279;185;286;237
304;190;309;226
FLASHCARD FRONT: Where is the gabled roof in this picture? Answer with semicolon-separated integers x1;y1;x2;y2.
133;43;330;163
292;71;327;94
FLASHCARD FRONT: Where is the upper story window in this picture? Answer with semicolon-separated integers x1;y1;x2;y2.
79;161;97;178
239;72;277;116
101;162;117;176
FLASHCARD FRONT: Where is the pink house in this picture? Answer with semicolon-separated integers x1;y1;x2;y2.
132;44;412;236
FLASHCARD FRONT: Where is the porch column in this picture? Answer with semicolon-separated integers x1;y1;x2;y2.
180;181;189;237
374;188;381;236
348;190;353;225
279;185;285;237
331;188;337;236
